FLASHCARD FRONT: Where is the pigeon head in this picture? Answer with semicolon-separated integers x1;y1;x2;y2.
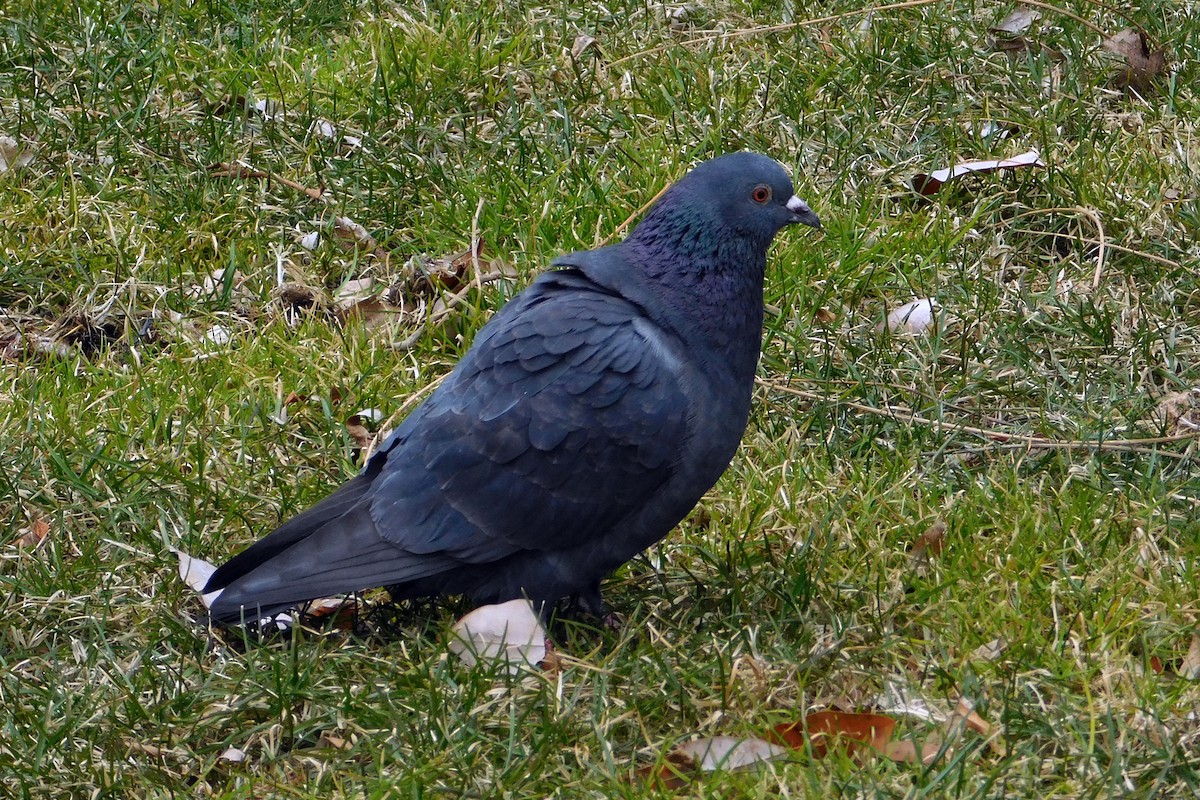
627;152;821;257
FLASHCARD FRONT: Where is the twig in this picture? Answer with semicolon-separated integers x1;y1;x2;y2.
470;196;486;294
208;162;326;202
759;378;1200;454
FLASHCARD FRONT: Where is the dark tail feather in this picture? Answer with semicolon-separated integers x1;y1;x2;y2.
204;472;375;594
205;504;458;625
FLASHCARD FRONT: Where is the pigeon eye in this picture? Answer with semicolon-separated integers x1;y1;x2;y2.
751;185;771;204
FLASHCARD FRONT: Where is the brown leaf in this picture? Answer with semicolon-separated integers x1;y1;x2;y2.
634;751;696;789
814;307;837;325
912;149;1045;195
17;517;50;548
1102;28;1167;95
1181;633;1200;681
316;732;352;750
882;736;944;765
345;417;372;449
772;711;896;759
912;519;948;558
953;696;991;736
333;216;379;250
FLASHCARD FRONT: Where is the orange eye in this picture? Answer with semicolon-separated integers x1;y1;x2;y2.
751;185;771;204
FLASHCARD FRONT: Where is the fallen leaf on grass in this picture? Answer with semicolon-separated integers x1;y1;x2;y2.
570;33;598;59
1181;633;1200;681
772;711;896;759
677;736;788;770
0;134;34;173
972;637;1007;662
16;517;51;548
345;415;373;450
880;298;939;335
990;6;1039;36
636;737;788;788
1102;28;1167;95
912;149;1044;196
174;549;223;609
334;277;395;330
333;216;379;250
911;519;948;558
449;599;547;673
220;747;248;763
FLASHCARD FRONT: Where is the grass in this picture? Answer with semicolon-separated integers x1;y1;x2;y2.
1;0;1199;795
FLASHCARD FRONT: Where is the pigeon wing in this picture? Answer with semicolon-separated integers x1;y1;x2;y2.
368;268;691;563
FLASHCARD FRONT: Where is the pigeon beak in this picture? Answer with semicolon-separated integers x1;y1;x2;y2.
786;195;822;230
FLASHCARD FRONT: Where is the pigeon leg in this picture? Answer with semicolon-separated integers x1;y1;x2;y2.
573;581;624;631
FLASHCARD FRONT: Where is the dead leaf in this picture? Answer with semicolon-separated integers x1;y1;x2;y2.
634;750;696;789
345;416;372;449
449;599;547;673
334;277;396;330
317;732;352;750
912;519;948;558
0;134;34;173
636;737;787;788
912;149;1045;195
333;216;378;250
571;33;598;59
1181;633;1200;681
174;549;223;609
772;711;896;759
990;6;1040;36
676;736;787;770
882;736;944;765
17;517;50;548
814;307;837;325
1102;28;1167;95
880;298;939;335
220;747;247;762
972;637;1007;662
953;696;991;736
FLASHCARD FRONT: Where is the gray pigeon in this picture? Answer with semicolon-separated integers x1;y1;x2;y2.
204;152;821;624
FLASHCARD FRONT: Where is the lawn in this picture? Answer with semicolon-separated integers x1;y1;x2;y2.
1;0;1199;796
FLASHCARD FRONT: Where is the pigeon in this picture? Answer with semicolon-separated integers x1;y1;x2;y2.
204;152;821;624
